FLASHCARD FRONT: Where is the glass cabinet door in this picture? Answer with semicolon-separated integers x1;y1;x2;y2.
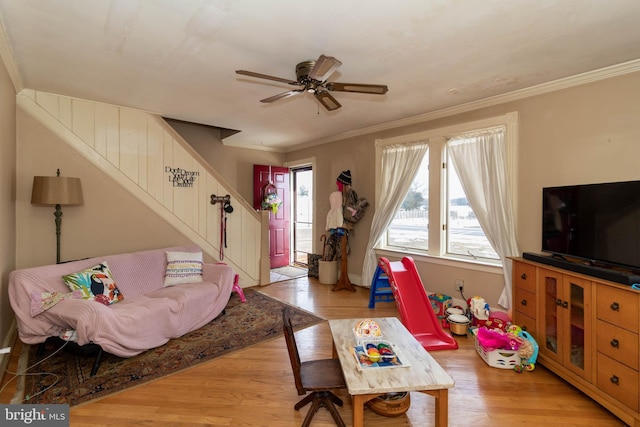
568;282;585;370
541;268;563;363
536;267;593;381
564;275;591;378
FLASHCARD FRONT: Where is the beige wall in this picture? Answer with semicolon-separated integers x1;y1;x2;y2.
166;119;284;204
5;65;640;347
0;50;16;348
286;71;640;308
15;110;193;268
513;73;640;251
285;133;377;279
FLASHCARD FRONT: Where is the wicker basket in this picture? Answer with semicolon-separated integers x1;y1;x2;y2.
366;392;410;417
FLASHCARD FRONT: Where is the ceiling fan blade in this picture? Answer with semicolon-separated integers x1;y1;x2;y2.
260;90;304;103
308;55;342;82
236;70;298;86
326;82;389;94
314;90;341;111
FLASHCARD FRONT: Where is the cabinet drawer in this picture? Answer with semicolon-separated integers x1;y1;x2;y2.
597;353;639;411
514;262;536;294
596;320;639;369
513;287;536;319
596;284;639;333
515;312;537;340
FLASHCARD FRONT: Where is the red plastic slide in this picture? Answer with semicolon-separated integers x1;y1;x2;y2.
378;256;458;350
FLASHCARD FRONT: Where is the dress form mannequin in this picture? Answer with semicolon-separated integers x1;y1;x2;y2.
330;173;356;292
325;181;344;231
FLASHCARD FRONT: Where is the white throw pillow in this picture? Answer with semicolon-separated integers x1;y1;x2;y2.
163;251;203;287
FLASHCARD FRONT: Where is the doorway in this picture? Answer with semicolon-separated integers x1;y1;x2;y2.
292;166;313;266
253;164;290;269
254;163;313;282
269;165;312;283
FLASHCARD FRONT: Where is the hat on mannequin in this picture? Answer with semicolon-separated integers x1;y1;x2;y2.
337;170;352;186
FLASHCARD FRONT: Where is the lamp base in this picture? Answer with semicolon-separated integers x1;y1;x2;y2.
54;203;63;264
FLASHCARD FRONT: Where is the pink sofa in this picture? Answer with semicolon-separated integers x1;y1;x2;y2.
9;244;235;357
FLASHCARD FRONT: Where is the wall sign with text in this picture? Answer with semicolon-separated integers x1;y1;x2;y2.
165;167;199;187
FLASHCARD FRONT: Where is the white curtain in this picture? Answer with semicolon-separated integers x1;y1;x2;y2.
447;128;520;309
361;140;429;288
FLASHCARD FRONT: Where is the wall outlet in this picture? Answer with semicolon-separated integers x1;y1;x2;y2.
454;279;464;292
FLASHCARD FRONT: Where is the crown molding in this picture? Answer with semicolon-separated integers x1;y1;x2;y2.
221;138;285;153
287;59;640;152
0;13;23;92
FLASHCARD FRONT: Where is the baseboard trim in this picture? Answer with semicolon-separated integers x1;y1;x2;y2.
0;320;17;388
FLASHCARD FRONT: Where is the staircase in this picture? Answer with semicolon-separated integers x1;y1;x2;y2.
17;89;266;287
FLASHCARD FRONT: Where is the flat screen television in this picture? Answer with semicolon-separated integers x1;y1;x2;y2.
542;180;640;272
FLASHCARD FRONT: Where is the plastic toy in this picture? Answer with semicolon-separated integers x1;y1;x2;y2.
514;330;539;373
468;296;490;326
378;257;458;350
507;324;522;336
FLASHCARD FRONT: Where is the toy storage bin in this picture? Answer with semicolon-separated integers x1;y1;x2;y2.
474;334;521;369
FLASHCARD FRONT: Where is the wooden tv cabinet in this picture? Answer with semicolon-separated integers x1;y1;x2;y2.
512;257;640;426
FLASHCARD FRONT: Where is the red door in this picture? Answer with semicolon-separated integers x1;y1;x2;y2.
254;165;290;268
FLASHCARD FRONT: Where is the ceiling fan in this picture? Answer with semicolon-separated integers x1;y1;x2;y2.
236;54;388;111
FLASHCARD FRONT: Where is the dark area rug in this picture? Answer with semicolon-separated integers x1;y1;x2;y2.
22;289;323;406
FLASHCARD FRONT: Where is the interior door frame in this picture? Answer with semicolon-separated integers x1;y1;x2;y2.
285;157;317;261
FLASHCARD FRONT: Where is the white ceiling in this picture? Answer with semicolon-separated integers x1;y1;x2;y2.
1;0;640;151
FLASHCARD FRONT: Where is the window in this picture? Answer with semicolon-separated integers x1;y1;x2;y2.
446;147;499;260
386;154;429;251
377;113;518;266
385;141;498;262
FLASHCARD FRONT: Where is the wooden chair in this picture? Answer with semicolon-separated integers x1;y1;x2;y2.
282;307;347;427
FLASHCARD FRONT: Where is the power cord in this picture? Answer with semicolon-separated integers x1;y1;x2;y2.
0;339;70;402
458;288;471;320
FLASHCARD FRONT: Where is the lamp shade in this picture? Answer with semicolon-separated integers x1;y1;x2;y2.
31;176;83;206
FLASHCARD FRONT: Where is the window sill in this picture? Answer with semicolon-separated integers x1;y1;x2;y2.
375;248;503;275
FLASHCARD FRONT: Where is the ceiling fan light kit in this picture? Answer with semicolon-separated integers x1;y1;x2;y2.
236;54;388;111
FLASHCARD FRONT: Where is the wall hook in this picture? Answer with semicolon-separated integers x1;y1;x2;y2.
210;194;231;205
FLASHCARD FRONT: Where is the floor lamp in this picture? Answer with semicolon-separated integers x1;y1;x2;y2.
31;169;83;264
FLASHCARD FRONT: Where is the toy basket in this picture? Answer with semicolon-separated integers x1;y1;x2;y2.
366;392;410;417
353;319;383;346
474;334;521;369
353;330;383;346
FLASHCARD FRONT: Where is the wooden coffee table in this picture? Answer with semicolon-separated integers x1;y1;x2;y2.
328;317;455;427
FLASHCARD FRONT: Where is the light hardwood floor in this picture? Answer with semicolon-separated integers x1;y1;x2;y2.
1;276;625;426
